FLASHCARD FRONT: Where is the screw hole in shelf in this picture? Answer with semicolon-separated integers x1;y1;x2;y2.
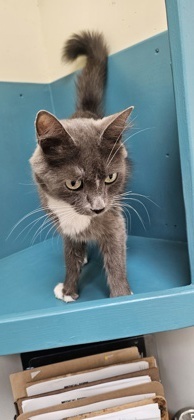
155;48;159;54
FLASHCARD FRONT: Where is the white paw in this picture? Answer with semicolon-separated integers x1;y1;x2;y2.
54;283;76;303
54;283;64;300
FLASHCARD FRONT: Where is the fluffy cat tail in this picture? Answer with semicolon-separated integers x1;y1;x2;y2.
62;31;108;117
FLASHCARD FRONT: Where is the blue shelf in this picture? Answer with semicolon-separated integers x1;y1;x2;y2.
0;235;192;355
1;1;194;355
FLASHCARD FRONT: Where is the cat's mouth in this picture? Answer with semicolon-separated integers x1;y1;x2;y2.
78;208;106;217
90;207;105;215
77;206;107;217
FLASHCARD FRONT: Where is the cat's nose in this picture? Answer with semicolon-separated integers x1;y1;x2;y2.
92;207;105;214
90;197;105;214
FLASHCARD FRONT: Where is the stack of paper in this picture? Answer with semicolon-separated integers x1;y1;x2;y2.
10;346;168;419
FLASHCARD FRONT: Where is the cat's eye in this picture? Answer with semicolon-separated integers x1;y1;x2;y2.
65;179;83;190
105;173;118;184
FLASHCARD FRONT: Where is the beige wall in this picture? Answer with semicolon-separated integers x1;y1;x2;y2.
154;328;194;414
0;0;48;82
0;0;167;82
39;0;167;81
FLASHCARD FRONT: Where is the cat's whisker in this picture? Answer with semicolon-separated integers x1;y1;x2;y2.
127;115;137;126
51;224;59;242
53;212;74;229
106;119;135;165
31;215;58;245
120;205;131;233
7;206;80;239
106;123;130;166
119;191;160;208
39;216;55;242
19;182;34;186
122;206;132;233
119;190;133;196
6;207;46;240
31;211;66;245
14;213;48;242
107;127;153;168
26;190;37;195
45;218;61;239
127;126;144;130
19;181;45;186
111;202;131;234
31;216;56;242
31;218;53;245
7;204;73;241
129;194;160;208
113;194;147;230
114;194;151;224
32;208;78;244
127;197;150;225
51;221;62;247
45;215;65;243
120;202;146;230
44;222;58;243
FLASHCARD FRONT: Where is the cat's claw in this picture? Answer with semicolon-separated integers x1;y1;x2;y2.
54;283;78;303
83;255;88;266
63;294;76;303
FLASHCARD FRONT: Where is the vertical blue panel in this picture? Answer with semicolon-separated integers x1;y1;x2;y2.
0;83;53;258
165;0;194;282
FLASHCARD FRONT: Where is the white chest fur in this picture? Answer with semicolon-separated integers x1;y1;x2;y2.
46;195;91;237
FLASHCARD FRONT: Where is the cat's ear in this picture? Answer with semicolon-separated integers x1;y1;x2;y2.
101;106;134;142
35;110;73;154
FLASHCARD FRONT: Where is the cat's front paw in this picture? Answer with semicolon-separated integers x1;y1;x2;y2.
54;283;79;303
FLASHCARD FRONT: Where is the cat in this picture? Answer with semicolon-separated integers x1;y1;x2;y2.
30;31;134;302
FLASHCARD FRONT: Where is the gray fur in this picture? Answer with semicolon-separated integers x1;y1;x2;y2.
30;31;133;300
63;31;108;117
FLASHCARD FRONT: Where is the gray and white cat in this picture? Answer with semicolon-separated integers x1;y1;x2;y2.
30;31;134;302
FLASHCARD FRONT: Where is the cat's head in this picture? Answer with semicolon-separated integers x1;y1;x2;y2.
30;107;133;216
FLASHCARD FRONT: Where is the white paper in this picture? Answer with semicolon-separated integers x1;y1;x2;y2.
27;361;149;397
81;404;161;420
31;371;40;380
22;375;151;413
28;393;156;420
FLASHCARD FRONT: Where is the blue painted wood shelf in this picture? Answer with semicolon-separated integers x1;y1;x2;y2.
1;0;194;355
0;235;193;355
